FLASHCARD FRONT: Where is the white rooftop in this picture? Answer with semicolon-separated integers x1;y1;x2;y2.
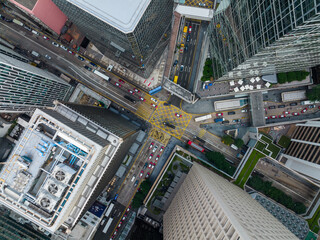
67;0;151;33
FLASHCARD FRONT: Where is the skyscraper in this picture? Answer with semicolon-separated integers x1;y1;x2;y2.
52;0;173;77
163;163;298;240
0;101;139;235
208;0;320;81
0;45;71;112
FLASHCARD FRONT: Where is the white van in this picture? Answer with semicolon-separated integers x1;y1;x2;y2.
131;174;136;182
31;30;39;35
107;64;114;71
31;51;40;57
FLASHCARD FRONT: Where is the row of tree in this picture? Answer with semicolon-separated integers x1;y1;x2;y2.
205;151;236;176
131;180;152;209
277;71;309;84
222;135;244;148
248;175;306;214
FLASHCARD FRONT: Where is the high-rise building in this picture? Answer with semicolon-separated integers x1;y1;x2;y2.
0;101;139;235
52;0;173;77
0;45;72;113
208;0;320;81
281;120;320;183
163;163;298;240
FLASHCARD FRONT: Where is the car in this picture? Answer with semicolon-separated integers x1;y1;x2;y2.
268;106;276;109
60;45;68;51
160;146;164;152
150;162;155;169
175;113;182;118
24;26;32;31
149;154;153;160
139;171;144;178
68;50;75;55
139;97;146;102
228;111;236;115
151;98;158;103
151;103;157;108
148;163;152;168
309;105;316;108
188;26;192;33
43;36;49;40
90;62;97;67
153;145;158;153
279;114;286;118
84;66;92;71
134;88;140;93
115;82;121;87
155;155;159;161
184;45;188;52
283;111;290;114
241;109;248;112
292;112;299;116
52;42;59;47
45;54;51;60
265;116;269;119
145;172;150;179
119;79;125;83
199;3;206;6
122;216;126;221
180;65;184;72
143;162;148;169
301;108;308;113
118;222;122;228
149;142;154;149
186;35;190;42
216;113;223;117
270;115;277;119
78;56;84;61
128;89;135;95
134;180;139;187
173;60;178;66
278;105;285;108
290;102;298;106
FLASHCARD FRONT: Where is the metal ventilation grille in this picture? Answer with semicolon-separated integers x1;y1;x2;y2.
40;197;51;208
48;183;58;194
55;171;65;181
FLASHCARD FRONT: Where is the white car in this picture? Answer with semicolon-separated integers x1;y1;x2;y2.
52;42;59;47
45;54;51;60
153;145;158;153
60;45;68;51
151;98;158;103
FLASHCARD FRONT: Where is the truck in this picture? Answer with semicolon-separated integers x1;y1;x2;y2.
214;118;225;123
187;140;205;152
194;114;212;122
93;69;110;81
301;100;319;105
104;203;114;218
230;144;238;150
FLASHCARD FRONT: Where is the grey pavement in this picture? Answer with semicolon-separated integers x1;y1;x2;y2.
201;123;250;139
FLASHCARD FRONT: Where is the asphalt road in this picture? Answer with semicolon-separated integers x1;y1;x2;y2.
0;20;156;119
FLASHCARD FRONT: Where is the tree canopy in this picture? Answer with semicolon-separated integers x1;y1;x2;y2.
205;151;236;176
307;85;320;102
222;135;234;146
234;138;244;148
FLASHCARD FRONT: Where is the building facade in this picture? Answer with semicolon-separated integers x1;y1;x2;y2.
281;120;320;183
0;46;71;112
208;0;320;81
52;0;173;77
0;102;139;235
163;163;298;240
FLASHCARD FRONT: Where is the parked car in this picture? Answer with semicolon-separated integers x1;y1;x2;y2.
290;102;298;106
151;103;157;108
84;66;92;71
119;79;125;83
115;82;121;87
78;56;85;61
186;35;190;42
309;105;316;108
134;88;140;93
151;98;158;103
139;171;144;178
188;26;192;33
153;145;158;153
216;113;223;117
268;106;276;109
149;142;154;149
173;60;178;66
155;155;159;161
140;97;146;101
278;114;286;118
44;54;51;60
180;65;184;72
175;113;182;118
43;36;49;40
301;108;308;113
228;111;236;115
292;112;299;116
145;172;150;179
60;45;68;51
241;109;248;112
159;146;164;152
149;154;153;160
52;42;59;47
283;111;290;114
128;89;135;95
270;115;277;119
143;163;148;170
278;105;285;108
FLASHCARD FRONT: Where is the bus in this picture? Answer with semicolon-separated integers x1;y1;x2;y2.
105;203;114;218
149;86;162;95
194;114;212;122
93;70;110;82
187;140;205;152
174;76;178;84
102;218;113;234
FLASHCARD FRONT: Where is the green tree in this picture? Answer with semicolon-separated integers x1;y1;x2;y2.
307;85;320;102
234;138;244;148
222;135;234;146
131;180;152;209
205;151;236;175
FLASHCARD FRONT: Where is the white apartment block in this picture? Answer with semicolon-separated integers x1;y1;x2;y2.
163;163;298;240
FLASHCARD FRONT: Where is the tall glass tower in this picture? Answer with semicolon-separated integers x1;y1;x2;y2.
0;47;72;113
52;0;173;77
208;0;320;81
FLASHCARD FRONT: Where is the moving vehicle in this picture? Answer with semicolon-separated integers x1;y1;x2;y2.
153;145;158;153
186;35;190;42
78;56;84;61
183;26;188;33
31;30;39;35
43;36;49;40
145;172;150;179
52;42;59;47
187;140;205;152
174;76;178;84
159;146;164;152
119;79;125;83
134;180;139;187
60;45;68;51
292;112;299;116
131;174;136;182
228;111;235;115
107;64;114;71
143;163;148;170
134;88;140;93
115;82;121;87
102;218;113;234
155;155;159;161
214;118;225;123
268;106;276;109
175;113;182;118
84;66;92;71
230;144;238;150
188;26;192;33
139;97;146;101
151;98;158;103
149;142;154;149
31;51;40;57
216;113;223;117
149;154;153;160
45;54;51;60
93;69;110;81
151;103;157;108
173;60;178;66
301;108;307;113
124;95;136;103
180;65;184;72
139;171;144;178
163;122;175;129
194;114;212;122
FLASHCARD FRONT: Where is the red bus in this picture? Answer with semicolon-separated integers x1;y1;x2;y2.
187;140;205;152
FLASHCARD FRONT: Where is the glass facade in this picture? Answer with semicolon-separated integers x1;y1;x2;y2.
208;0;320;81
52;0;173;77
0;55;71;113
